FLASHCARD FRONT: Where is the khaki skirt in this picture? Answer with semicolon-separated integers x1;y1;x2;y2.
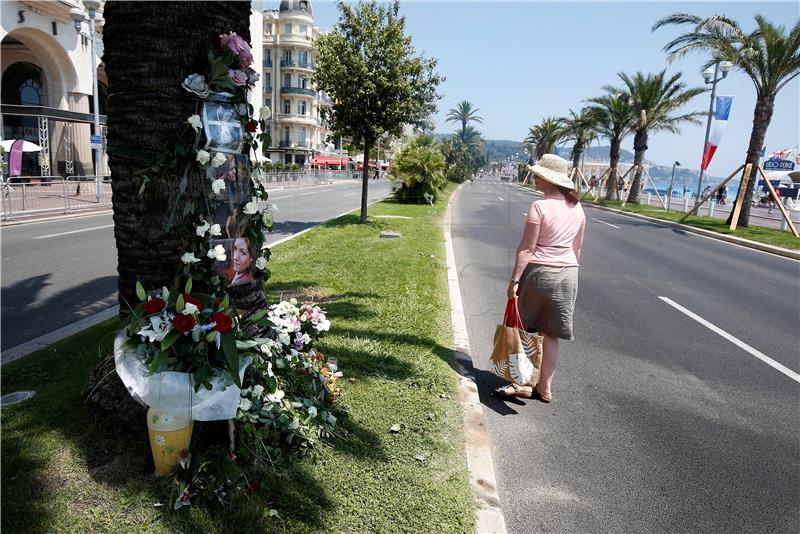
517;263;579;340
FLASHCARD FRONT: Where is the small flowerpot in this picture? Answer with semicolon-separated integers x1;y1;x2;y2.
146;407;193;476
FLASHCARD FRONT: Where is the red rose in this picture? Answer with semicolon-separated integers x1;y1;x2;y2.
246;482;260;493
211;312;233;333
172;314;196;333
143;298;164;315
182;293;203;309
214;299;222;308
246;119;257;133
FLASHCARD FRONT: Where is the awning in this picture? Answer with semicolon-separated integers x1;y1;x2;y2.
310;155;352;167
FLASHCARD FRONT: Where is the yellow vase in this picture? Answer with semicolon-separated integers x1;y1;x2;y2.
146;407;193;476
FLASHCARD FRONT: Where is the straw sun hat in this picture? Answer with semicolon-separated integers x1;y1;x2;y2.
526;154;574;190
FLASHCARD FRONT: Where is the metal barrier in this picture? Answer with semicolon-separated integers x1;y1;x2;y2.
1;175;112;220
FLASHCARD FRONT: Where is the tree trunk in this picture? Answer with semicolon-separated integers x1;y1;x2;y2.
360;136;371;224
571;143;582;189
89;1;252;418
105;1;252;309
605;137;621;200
726;94;775;227
627;129;648;204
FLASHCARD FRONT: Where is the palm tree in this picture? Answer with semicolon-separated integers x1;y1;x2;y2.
585;92;634;199
524;116;565;159
446;100;484;132
614;70;706;203
560;108;602;183
654;13;800;226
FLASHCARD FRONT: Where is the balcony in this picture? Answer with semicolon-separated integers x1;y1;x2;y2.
279;139;293;148
274;113;319;125
280;59;295;67
280;59;315;71
263;59;273;68
281;86;316;97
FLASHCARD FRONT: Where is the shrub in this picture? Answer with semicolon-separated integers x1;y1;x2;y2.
388;135;447;204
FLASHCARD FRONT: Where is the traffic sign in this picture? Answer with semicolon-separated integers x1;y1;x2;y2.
90;135;103;148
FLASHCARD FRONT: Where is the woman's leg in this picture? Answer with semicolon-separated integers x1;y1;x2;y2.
536;335;559;396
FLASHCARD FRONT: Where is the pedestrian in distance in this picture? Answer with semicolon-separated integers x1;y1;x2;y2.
496;154;586;403
721;185;728;205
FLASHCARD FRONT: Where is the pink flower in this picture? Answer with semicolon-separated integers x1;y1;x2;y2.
220;32;253;68
229;69;247;86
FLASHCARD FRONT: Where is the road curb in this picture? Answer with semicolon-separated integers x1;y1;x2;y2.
1;306;120;366
586;203;800;261
444;184;507;534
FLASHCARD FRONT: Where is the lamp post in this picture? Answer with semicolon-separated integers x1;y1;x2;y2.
693;59;732;214
667;161;680;212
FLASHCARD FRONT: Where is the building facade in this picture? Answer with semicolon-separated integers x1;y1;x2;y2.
262;0;332;165
1;0;105;178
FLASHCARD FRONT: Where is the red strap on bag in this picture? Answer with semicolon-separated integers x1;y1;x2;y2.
503;298;520;328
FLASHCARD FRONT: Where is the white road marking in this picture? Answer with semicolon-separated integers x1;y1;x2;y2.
658;296;800;384
34;224;114;239
591;217;621;229
498;196;504;201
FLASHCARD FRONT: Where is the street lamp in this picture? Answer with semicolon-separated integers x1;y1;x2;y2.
693;59;732;213
72;1;103;204
667;160;681;212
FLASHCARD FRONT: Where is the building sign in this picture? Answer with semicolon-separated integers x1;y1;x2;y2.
90;135;103;148
763;158;795;171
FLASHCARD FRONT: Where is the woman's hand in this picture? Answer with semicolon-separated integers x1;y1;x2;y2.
507;281;519;300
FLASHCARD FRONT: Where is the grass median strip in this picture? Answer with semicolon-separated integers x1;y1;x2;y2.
0;183;474;533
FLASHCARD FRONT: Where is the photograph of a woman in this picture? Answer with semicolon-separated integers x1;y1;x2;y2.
210;236;258;286
209;154;249;202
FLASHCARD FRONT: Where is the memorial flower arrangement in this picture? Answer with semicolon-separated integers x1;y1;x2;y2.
114;30;344;511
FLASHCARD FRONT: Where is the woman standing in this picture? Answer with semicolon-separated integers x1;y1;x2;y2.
496;154;586;403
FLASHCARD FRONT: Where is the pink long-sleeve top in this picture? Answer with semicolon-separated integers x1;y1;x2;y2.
526;195;586;267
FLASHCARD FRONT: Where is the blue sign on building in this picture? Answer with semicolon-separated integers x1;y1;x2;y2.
763;158;795;171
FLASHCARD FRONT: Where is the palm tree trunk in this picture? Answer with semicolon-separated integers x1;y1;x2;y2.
360;136;371;224
571;143;582;172
726;94;775;227
627;129;648;204
605;137;621;200
105;1;252;308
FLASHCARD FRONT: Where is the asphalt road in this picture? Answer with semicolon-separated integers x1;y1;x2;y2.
0;179;392;351
451;177;800;533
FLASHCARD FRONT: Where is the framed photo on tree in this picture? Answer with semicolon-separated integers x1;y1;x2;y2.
202;94;244;154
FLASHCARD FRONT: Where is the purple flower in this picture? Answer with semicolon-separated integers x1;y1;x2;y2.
229;69;248;87
220;32;253;68
293;331;304;351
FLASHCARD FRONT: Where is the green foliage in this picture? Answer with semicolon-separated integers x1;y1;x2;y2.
441;127;486;183
388;134;447;203
524;116;566;159
445;100;483;131
313;0;443;203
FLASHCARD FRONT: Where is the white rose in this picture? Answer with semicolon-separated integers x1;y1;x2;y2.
266;389;285;403
308;406;317;418
255;257;267;270
196;149;211;166
209;224;222;237
210;152;226;168
262;211;273;226
207;244;227;262
183;302;199;315
211;179;226;195
238;397;252;412
187;114;202;132
266;203;279;216
195;220;210;237
182;73;209;98
259;106;272;121
243;201;258;215
181;252;201;264
251;384;265;398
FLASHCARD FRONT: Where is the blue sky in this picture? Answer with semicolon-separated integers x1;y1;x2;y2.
269;1;799;174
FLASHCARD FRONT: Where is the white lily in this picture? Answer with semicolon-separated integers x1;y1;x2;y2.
259;106;272;121
266;389;285;403
138;315;173;342
211;179;226;195
183;302;199;315
209;224;222;237
181;252;201;264
207;244;227;262
187;114;202;132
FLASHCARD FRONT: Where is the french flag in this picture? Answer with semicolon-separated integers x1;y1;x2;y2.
701;95;733;171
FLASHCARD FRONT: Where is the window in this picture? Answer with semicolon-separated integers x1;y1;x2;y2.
265;22;272;34
264;73;271;90
1;62;45;106
284;23;292;34
283;49;292;62
283;73;291;87
299;24;307;35
298;101;306;115
299;51;308;66
283;100;291;114
299;0;309;12
299;75;307;88
297;127;306;145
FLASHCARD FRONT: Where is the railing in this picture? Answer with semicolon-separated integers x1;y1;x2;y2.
264;59;273;68
1;175;112;221
279;140;293;147
256;170;353;190
280;59;295;67
296;61;314;69
280;86;316;97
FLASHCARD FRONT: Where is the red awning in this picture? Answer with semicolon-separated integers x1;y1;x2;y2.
310;156;352;167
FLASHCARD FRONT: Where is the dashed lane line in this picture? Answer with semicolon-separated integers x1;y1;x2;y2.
590;217;621;229
34;224;114;239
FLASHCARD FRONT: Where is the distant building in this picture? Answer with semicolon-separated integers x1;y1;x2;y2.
1;0;105;178
262;0;332;165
